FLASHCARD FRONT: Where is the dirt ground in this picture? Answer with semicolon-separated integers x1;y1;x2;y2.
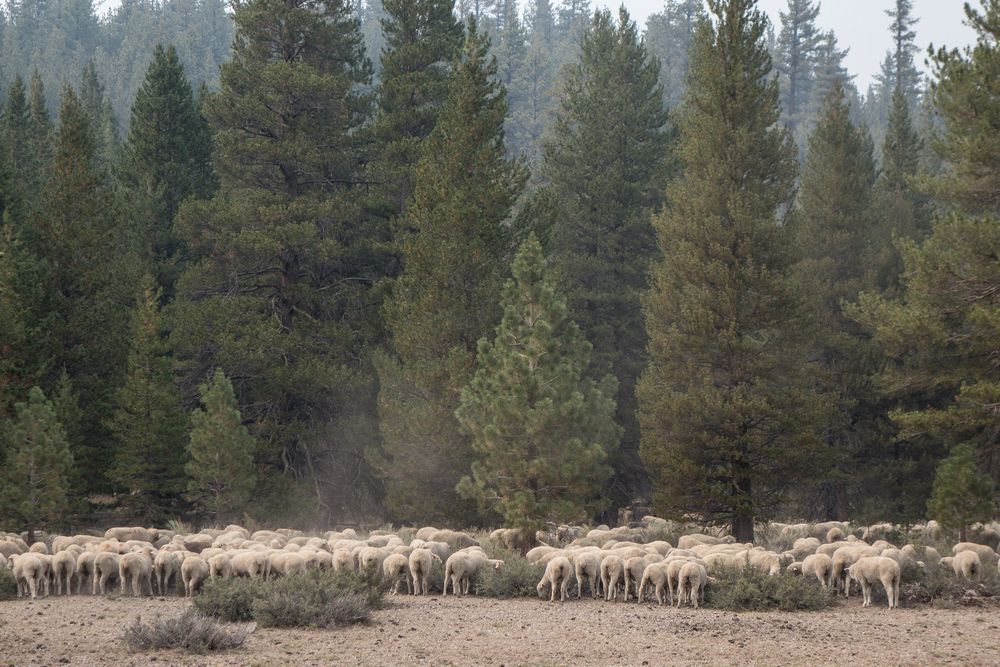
1;594;998;666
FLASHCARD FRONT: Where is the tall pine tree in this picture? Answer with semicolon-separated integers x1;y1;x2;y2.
774;0;822;144
543;7;671;508
374;20;527;524
456;235;620;537
110;276;188;522
637;0;826;541
172;0;383;521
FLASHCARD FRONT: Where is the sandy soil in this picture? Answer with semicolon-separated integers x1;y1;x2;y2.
1;594;998;666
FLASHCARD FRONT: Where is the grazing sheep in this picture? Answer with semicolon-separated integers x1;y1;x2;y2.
332;548;356;573
383;553;412;595
676;561;710;609
230;551;267;578
832;546;878;596
677;534;734;550
10;554;45;599
847;556;900;609
525;545;558;564
536;557;573;602
826;527;845;543
428;530;480;550
93;552;121;596
76;551;97;594
600;554;625;602
951;550;982;580
104;527;157;544
50;550;76;595
748;551;782;576
268;552;307;577
208;553;233;580
952;542;999;568
573;551;603;599
801;553;834;588
638;562;671;605
181;556;209;597
28;542;49;555
442;551;503;596
153;550;181;595
703;552;748;576
408;548;442;595
119;552;153;596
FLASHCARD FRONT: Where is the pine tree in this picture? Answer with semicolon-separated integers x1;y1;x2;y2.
509;0;557;167
0;387;72;542
186;368;257;522
370;0;464;220
794;81;881;519
374;20;528;524
109;276;188;522
927;444;996;542
172;0;383;520
637;0;826;542
774;0;822;143
643;0;706;109
119;44;215;295
50;369;86;505
885;0;921;107
456;235;620;536
543;7;671;507
79;61;119;168
31;84;134;492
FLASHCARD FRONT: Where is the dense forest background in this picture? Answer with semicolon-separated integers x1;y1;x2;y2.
0;0;997;542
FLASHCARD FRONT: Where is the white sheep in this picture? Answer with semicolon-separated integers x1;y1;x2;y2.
408;548;442;595
831;545;878;596
952;542;999;568
93;552;120;595
75;551;97;594
153;550;181;594
573;551;603;599
600;554;625;602
675;561;710;609
847;556;900;609
801;553;834;588
536;556;573;602
119;552;153;596
951;550;982;580
382;553;412;595
50;549;76;595
10;554;45;599
208;553;233;579
442;550;503;596
637;561;671;605
181;556;209;597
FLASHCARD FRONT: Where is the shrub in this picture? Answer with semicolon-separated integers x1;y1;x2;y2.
704;565;834;612
123;609;251;653
194;570;386;628
901;564;1000;607
0;566;18;599
472;549;545;598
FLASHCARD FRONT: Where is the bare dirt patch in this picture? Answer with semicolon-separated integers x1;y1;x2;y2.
1;594;998;666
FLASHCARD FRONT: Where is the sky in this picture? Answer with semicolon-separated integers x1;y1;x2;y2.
601;0;977;91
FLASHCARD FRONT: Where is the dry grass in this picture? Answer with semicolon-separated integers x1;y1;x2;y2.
122;608;252;653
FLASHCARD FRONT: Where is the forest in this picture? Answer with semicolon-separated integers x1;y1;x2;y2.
0;0;997;543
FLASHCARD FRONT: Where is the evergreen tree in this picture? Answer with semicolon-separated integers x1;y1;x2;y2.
172;0;383;520
31;84;134;491
794;81;881;519
79;61;119;168
456;235;620;536
927;443;996;541
50;369;86;505
886;0;921;106
120;43;215;295
370;0;464;221
374;20;527;524
509;0;557;168
26;71;52;190
637;0;825;542
109;276;188;522
0;387;72;542
643;0;706;109
774;0;822;143
186;368;257;522
543;7;671;507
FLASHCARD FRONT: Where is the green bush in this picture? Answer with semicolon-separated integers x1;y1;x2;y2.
194;570;386;628
123;609;250;653
472;549;545;598
901;564;1000;607
0;566;18;599
704;565;834;611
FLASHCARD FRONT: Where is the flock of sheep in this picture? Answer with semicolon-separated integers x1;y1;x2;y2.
2;518;998;611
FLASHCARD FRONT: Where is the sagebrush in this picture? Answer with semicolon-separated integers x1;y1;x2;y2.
123;609;251;653
705;565;834;611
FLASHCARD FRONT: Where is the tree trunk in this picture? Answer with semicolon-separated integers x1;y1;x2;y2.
960;524;967;542
732;469;754;543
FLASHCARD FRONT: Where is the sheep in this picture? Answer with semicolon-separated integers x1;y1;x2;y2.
104;527;157;543
268;551;307;577
847;556;900;609
414;527;439;541
826;527;845;543
208;553;233;579
622;557;650;601
181;556;209;597
952;542;999;568
950;550;982;580
382;553;412;595
831;546;878;596
677;534;734;549
51;535;102;553
525;545;558;564
119;552;153;596
75;551;97;594
748;551;782;576
408;548;442;595
675;561;710;609
0;541;24;559
28;541;49;555
428;530;479;550
600;554;625;602
800;553;834;588
50;549;76;595
703;552;747;576
332;548;356;573
785;537;821;561
93;552;121;595
536;556;573;602
442;550;503;596
637;562;671;605
230;550;267;578
573;551;603;599
10;554;45;599
154;550;182;594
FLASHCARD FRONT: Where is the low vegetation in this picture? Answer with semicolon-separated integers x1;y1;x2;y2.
123;608;251;653
194;570;386;628
901;566;1000;608
705;565;834;612
0;566;17;600
472;549;545;598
